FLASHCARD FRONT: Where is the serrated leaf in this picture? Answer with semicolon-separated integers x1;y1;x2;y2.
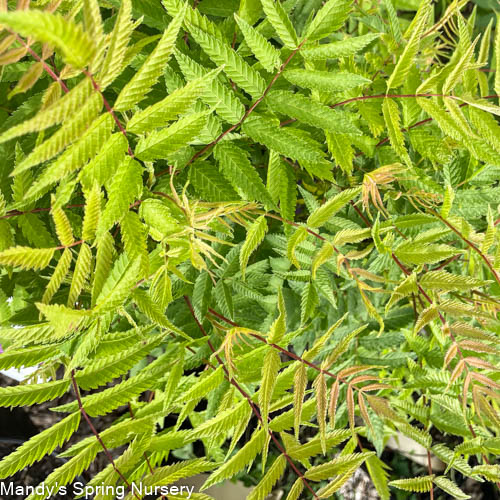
0;379;70;407
259;349;281;430
307;187;361;228
114;6;186;111
0;246;55;270
188;24;265;97
67;243;92;307
433;476;471;499
175;51;245;124
0;412;80;479
242;114;324;162
389;475;434;493
387;2;430;89
214;141;275;208
394;242;461;265
240;216;268;279
283;69;371;92
260;0;298;49
305;0;352;41
135;111;209;161
267;91;360;135
302;33;380;60
235;14;281;72
0;11;94;68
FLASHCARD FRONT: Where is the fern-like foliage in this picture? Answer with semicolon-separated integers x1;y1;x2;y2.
0;1;498;499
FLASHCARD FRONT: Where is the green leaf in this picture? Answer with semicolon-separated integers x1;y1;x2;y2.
25;114;114;200
0;345;56;371
82;183;101;242
259;349;281;429
114;5;186;111
187;24;266;97
201;428;266;489
283;69;371;92
247;455;286;500
420;270;489;292
0;79;93;145
67;242;92;307
214;141;275;208
433;476;471;499
74;331;162;390
0;11;94;68
306;452;375;481
366;455;391;500
127;68;220;133
394;242;461;265
94;255;142;314
240;216;268;279
235;14;281;72
260;0;298;49
135;111;210;161
175;51;245;124
97;158;143;235
302;33;380;60
386;1;431;89
0;246;55;270
242;114;324;162
266;91;360;135
98;0;134;88
0;379;70;407
305;0;352;41
189;161;240;201
382;99;411;166
0;412;80;479
307;187;361;228
389;475;434;493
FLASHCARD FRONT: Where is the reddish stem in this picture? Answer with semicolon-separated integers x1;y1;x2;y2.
82;70;135;158
70;372;140;500
184;296;319;500
156;39;308;178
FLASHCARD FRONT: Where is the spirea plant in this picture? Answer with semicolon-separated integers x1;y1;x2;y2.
0;0;499;498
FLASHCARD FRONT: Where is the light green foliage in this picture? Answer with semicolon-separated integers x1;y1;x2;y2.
0;1;498;499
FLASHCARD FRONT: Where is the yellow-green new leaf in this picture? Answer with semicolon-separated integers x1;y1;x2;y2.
433;476;471;499
259;349;281;430
42;248;72;304
386;2;431;89
0;412;80;479
0;379;70;408
0;246;55;270
67;243;92;307
0;11;94;68
114;6;186;111
247;455;286;500
307;187;361;228
240;216;268;280
235;14;281;72
382;98;411;166
389;475;434;493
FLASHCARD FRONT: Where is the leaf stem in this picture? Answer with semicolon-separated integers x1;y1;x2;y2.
184;296;320;500
157;39;308;177
70;371;140;500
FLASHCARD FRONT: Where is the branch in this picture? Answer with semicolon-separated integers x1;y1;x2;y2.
70;372;140;500
426;208;500;287
82;69;135;158
156;38;308;178
183;296;320;500
11;32;69;93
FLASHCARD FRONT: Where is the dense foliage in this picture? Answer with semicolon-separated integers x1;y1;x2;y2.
0;0;499;498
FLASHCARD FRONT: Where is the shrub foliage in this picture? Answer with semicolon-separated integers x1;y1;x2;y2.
0;0;499;498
